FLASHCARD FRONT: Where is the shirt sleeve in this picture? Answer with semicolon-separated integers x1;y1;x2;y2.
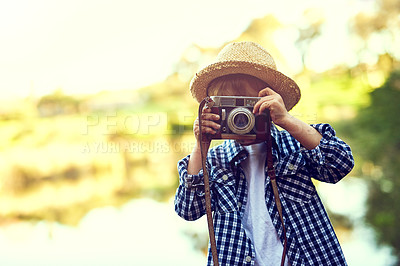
174;155;208;221
300;123;354;183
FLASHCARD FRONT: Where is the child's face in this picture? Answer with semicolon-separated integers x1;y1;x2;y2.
207;75;268;146
210;83;266;146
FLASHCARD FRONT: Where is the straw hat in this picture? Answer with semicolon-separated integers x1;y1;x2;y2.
190;41;301;111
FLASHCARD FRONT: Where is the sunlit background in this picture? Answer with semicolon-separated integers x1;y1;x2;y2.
1;0;399;265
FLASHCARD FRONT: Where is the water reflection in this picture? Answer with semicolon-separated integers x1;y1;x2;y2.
0;198;206;266
318;178;396;266
0;179;396;266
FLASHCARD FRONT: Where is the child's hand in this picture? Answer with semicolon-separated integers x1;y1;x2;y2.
193;107;220;142
253;87;290;128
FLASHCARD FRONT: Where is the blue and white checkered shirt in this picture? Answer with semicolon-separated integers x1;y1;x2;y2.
175;123;354;265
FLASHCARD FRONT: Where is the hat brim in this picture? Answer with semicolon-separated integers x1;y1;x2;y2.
190;60;301;111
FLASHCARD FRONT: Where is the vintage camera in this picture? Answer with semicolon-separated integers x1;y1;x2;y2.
207;96;270;141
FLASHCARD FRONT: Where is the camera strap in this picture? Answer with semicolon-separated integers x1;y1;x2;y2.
198;97;287;266
198;97;219;266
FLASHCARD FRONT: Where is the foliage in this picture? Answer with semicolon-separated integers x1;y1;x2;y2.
341;70;400;261
37;89;81;116
350;0;400;71
295;8;325;67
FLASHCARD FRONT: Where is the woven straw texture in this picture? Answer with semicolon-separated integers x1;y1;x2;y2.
190;42;301;111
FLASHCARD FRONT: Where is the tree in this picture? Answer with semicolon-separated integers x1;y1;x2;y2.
350;0;400;66
37;89;80;117
342;70;400;262
295;8;325;69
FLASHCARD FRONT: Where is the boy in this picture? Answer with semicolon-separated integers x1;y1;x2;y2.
174;41;354;265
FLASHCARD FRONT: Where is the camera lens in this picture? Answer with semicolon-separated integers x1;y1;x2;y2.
227;107;255;135
233;113;249;129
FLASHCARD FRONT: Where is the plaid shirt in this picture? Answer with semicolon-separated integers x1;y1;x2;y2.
175;124;354;265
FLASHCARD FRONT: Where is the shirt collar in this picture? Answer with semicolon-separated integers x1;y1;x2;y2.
222;124;281;165
270;124;282;155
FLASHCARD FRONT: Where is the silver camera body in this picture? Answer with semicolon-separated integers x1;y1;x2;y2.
209;96;270;141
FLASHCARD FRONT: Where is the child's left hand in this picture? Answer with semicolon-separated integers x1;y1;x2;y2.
253;87;290;128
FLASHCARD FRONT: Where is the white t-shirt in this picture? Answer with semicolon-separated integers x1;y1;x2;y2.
241;142;289;266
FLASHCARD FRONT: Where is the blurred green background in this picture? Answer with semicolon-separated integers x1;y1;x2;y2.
0;0;399;265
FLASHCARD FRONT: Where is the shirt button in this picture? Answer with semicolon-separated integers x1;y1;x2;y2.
288;163;295;170
238;202;242;208
222;175;228;181
245;256;252;262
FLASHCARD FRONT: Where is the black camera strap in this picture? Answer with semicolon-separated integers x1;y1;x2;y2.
198;97;287;266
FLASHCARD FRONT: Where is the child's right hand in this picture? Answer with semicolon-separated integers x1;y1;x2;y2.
188;107;220;174
193;107;220;142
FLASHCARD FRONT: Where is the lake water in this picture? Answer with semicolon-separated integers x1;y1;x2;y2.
0;178;396;266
